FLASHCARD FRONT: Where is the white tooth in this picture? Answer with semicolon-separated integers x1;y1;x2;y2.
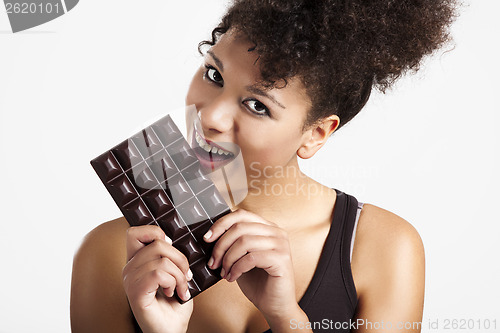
211;146;218;154
217;147;226;155
224;151;229;155
203;144;212;152
196;132;206;146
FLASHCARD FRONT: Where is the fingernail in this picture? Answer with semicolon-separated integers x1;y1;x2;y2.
203;229;212;241
184;289;191;300
165;235;172;245
220;268;225;278
186;269;193;281
226;272;231;281
207;256;214;268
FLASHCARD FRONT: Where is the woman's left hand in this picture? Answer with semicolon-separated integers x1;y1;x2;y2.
203;208;300;321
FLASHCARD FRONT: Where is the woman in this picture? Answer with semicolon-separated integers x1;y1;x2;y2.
71;0;458;332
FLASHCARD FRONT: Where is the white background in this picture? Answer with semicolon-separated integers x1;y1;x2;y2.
0;0;499;332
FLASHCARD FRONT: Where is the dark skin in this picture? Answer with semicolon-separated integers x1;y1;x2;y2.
71;30;425;333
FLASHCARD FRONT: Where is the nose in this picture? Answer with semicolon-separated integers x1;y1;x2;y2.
198;93;235;139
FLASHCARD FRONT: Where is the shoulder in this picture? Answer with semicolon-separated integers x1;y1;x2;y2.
351;203;425;305
353;203;424;255
72;217;129;275
76;216;130;253
71;217;135;332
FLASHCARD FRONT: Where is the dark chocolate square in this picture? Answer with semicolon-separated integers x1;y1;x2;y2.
149;151;177;183
132;127;163;157
156;210;189;240
111;140;142;171
126;162;159;195
142;188;174;218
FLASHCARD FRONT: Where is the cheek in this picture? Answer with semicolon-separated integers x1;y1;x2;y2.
185;69;210;107
239;125;301;167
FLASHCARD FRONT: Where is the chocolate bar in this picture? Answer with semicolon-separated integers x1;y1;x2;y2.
91;114;231;303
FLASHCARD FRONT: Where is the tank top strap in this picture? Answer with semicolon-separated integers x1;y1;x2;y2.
338;190;360;310
297;188;346;310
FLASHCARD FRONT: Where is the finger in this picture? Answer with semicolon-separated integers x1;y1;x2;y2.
219;235;278;278
160;275;177;298
142;257;191;301
209;223;278;269
203;209;273;243
126;225;172;261
125;264;177;308
226;250;288;282
126;239;191;280
126;257;191;302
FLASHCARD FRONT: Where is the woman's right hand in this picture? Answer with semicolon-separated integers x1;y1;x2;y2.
122;225;194;333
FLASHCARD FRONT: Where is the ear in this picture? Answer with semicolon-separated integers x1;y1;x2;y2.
297;115;340;159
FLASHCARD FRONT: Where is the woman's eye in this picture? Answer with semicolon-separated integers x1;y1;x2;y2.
243;99;270;117
205;66;223;85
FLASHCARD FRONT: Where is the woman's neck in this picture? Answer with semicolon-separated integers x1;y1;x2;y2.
235;162;335;231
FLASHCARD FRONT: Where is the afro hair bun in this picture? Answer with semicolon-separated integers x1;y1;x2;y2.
199;0;460;130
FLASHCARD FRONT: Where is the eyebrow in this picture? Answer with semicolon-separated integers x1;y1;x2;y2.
246;85;286;109
207;50;224;72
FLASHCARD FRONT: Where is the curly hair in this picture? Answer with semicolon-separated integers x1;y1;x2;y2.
199;0;459;131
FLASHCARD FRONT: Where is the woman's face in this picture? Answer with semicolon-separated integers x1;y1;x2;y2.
185;30;313;180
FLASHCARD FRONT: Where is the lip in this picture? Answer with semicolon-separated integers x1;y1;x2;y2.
191;129;237;173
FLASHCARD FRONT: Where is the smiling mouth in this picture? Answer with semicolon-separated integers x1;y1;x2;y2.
191;129;237;172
